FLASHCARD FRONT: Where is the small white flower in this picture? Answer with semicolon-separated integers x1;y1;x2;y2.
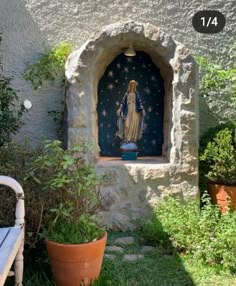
23;99;32;110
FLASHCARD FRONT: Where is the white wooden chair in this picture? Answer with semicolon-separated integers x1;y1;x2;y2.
0;176;25;286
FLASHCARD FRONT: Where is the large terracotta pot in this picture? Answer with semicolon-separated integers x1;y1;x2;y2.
45;231;107;286
208;183;236;213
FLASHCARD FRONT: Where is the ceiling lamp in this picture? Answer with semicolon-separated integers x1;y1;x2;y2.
124;45;136;57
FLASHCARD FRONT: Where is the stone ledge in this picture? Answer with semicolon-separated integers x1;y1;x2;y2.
97;156;169;166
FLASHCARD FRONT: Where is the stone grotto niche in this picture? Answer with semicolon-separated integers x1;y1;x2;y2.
65;21;199;230
97;51;165;157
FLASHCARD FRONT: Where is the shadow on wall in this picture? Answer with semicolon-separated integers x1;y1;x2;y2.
98;160;198;232
0;0;62;146
199;96;220;136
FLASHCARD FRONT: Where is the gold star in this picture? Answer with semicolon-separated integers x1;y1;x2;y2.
107;84;114;91
108;71;114;77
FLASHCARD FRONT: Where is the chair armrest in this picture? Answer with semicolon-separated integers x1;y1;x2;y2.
0;176;25;228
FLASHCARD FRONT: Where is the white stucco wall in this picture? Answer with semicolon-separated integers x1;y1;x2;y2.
0;0;235;144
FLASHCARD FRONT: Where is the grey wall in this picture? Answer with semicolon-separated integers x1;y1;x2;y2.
0;0;235;145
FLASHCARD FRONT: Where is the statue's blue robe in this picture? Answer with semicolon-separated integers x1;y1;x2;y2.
116;92;145;141
120;92;144;117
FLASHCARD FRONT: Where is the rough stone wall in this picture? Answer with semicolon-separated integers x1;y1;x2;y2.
97;161;198;230
0;0;235;143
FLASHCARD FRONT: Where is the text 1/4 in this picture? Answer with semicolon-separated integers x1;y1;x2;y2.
201;17;218;27
192;11;225;33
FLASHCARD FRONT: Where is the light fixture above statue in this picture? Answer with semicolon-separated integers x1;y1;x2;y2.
124;45;136;57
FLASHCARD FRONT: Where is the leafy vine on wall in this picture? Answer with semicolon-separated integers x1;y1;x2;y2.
24;42;73;140
195;43;236;106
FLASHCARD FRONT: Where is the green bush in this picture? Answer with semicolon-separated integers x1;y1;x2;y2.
139;195;236;271
199;120;236;155
0;142;60;251
200;121;236;185
0;139;104;248
25;140;104;244
46;215;104;245
0;34;25;146
199;120;236;193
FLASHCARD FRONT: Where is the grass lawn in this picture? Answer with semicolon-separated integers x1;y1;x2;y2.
5;231;236;286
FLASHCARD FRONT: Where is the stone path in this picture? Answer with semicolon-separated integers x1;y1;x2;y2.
106;246;124;252
105;236;156;262
114;236;134;245
122;254;144;262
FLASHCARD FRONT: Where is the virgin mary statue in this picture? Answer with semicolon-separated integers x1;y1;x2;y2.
116;80;145;144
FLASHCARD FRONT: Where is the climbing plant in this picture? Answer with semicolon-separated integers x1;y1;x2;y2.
195;43;236;106
24;42;73;90
24;42;73;140
0;34;25;146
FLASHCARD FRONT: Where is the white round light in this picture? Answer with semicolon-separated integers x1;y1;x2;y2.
23;99;32;110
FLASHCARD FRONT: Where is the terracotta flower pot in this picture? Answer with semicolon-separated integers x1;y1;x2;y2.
208;183;236;213
45;231;107;286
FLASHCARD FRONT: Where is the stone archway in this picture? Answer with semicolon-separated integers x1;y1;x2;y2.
65;20;199;229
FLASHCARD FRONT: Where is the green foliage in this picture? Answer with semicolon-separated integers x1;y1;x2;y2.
47;215;104;244
137;217;169;249
24;42;73;90
0;141;53;249
5;228;236;285
0;34;25;146
138;195;236;271
26;140;104;244
195;51;236;104
199;120;236;193
0;139;103;249
23;41;73;139
200;121;236;185
195;55;236;97
199;120;236;155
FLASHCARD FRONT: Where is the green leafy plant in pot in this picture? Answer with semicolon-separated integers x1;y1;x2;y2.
28;140;106;286
200;121;236;213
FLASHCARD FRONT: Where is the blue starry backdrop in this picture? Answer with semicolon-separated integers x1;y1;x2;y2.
97;51;165;157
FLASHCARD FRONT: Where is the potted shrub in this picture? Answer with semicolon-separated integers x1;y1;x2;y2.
200;122;236;213
28;140;106;286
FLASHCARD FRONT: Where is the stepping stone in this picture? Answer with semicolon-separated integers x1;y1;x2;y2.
114;236;134;245
122;254;144;262
105;246;124;253
104;254;116;260
140;246;156;254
